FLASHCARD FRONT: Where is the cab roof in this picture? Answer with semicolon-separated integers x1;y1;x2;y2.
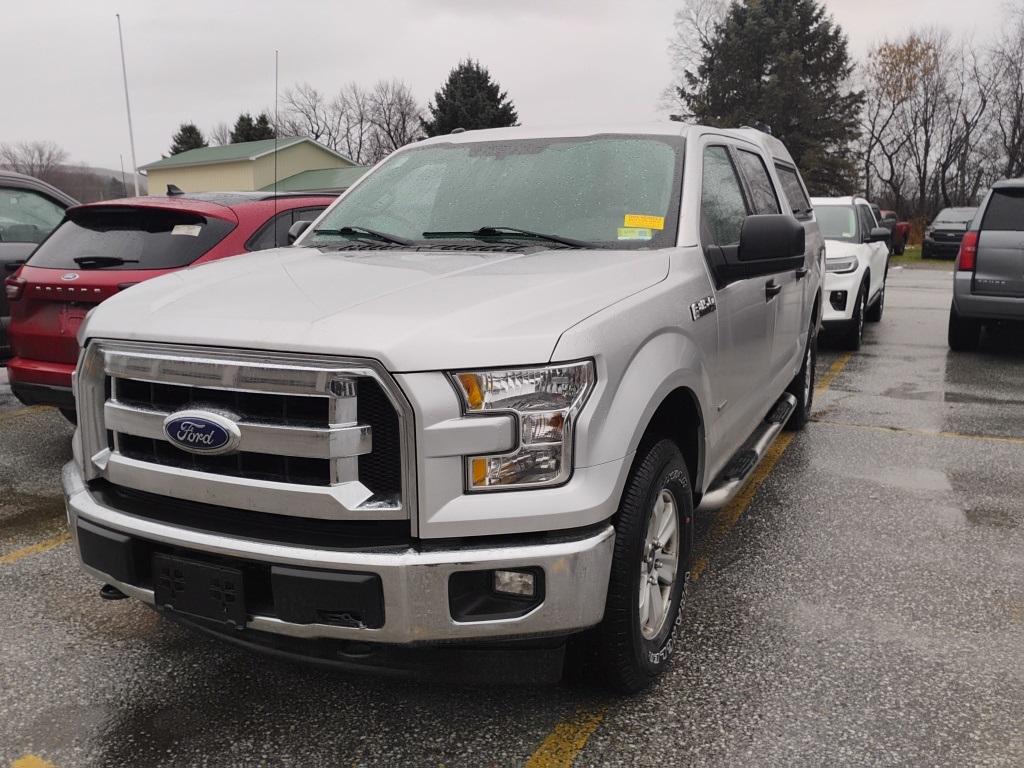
410;122;798;166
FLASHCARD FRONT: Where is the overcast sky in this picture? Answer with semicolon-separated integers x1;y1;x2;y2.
1;0;1009;170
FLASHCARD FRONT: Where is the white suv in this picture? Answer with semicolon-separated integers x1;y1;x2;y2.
811;196;890;350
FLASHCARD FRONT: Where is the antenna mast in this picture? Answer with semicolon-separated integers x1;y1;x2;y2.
274;49;279;240
116;14;140;196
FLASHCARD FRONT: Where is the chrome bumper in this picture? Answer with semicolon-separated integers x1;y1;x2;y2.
63;461;615;644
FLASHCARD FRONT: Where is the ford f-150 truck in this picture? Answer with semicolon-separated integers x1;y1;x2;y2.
62;124;823;692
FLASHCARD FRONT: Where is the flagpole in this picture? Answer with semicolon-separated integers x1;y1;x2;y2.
116;14;141;196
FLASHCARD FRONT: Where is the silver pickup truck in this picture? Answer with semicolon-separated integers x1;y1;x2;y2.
63;123;823;691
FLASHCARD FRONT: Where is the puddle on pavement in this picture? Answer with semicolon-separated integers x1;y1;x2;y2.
0;486;66;544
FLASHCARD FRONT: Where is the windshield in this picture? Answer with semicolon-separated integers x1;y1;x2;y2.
27;207;234;270
933;208;976;227
306;134;684;250
814;205;858;243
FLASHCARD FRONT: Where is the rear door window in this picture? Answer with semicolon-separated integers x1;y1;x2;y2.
735;150;780;215
26;207;234;270
981;189;1024;231
0;187;66;243
774;164;812;219
247;206;327;251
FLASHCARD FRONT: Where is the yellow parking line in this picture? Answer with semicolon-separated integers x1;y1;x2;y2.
0;405;53;423
523;348;854;767
11;755;56;768
524;707;606;768
816;351;853;393
0;531;70;566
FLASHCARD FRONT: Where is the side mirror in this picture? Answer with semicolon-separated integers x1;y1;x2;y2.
708;214;806;284
287;220;312;245
868;226;890;243
738;214;805;262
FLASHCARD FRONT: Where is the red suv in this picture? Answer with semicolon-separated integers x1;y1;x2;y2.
4;191;334;419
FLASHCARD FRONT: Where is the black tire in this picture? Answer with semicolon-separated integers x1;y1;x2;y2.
785;323;817;431
948;303;981;351
840;282;867;351
576;439;693;693
60;408;78;425
865;272;886;323
894;237;905;256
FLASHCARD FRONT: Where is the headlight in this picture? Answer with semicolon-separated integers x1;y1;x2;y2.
452;360;595;490
826;255;859;274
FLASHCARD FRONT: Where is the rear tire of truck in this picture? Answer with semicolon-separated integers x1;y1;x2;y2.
575;439;693;693
784;324;816;431
948;303;981;351
840;283;867;351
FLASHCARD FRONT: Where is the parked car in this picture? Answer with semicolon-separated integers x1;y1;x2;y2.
0;170;77;359
923;207;977;259
811;196;891;349
948;180;1024;350
4;191;334;419
879;209;911;255
62;124;824;692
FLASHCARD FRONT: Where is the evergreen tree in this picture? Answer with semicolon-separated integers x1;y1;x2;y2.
230;112;276;143
422;59;519;137
680;0;864;195
168;123;208;155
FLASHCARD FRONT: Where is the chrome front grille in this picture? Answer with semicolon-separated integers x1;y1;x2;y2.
76;341;415;524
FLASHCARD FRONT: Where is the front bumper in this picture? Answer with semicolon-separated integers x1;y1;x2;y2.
821;268;864;324
922;238;961;259
63;461;615;645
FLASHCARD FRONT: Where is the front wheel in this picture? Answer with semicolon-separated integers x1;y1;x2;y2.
840;282;867;350
582;439;693;693
785;323;817;431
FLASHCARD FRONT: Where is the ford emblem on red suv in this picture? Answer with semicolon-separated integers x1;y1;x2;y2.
162;410;241;455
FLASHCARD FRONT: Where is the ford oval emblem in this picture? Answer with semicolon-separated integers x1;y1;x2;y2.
162;410;241;455
61;272;80;281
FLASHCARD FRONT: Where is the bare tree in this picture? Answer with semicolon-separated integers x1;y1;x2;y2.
661;0;728;115
366;79;423;162
208;122;231;146
281;82;343;149
988;5;1024;178
336;83;375;164
0;140;69;180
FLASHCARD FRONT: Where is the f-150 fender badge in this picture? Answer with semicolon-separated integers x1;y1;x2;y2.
690;295;717;321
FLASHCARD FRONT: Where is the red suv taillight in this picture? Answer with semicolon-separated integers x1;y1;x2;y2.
956;230;978;271
4;276;26;301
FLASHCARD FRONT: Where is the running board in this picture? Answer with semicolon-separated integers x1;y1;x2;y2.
697;392;797;512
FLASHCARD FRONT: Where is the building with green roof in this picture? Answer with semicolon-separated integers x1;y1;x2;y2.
139;137;357;195
258;166;367;194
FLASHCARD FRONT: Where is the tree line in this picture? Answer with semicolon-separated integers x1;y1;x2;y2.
167;58;518;165
667;0;1024;223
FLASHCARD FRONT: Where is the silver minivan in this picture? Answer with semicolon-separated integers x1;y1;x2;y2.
948;179;1024;350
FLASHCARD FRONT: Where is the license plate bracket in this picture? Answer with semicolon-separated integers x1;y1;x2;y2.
153;553;246;628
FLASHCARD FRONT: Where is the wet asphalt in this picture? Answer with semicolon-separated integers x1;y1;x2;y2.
1;266;1022;767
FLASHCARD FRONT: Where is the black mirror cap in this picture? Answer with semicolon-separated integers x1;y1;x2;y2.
737;214;805;262
868;226;890;243
287;219;313;245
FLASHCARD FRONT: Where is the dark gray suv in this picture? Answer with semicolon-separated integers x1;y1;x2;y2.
948;179;1024;350
0;170;77;358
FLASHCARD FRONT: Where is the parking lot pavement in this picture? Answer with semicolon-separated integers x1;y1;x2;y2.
2;266;1022;767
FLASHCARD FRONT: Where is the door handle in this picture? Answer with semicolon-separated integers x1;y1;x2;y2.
795;266;809;280
765;281;782;301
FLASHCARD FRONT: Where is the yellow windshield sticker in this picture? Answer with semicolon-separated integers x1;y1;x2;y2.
617;227;653;240
624;214;665;230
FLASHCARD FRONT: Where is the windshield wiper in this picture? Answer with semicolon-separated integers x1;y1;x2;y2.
72;256;139;267
312;225;414;247
422;226;599;249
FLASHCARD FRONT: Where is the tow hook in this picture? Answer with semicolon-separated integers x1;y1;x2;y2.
100;584;128;601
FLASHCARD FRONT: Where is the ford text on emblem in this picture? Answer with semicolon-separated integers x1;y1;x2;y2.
61;273;80;281
162;410;242;455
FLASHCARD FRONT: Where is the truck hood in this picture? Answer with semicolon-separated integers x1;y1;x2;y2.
822;240;864;260
82;245;670;371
